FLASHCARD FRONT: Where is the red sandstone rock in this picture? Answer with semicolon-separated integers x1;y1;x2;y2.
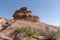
33;15;39;22
13;7;39;22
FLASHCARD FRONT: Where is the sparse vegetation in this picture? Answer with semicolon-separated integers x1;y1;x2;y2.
40;26;60;40
13;26;36;40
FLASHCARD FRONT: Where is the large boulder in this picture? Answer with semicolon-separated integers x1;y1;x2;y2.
33;15;39;22
20;7;28;13
13;7;39;22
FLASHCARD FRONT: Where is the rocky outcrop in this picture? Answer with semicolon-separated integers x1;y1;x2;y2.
13;7;39;22
0;18;10;31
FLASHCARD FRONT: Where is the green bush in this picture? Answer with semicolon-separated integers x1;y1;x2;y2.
40;26;60;40
13;26;36;40
15;26;36;37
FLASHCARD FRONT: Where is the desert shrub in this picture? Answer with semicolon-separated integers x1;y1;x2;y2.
40;26;60;40
13;26;36;40
15;26;36;36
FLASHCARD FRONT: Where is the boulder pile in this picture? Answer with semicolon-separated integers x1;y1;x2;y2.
13;7;39;22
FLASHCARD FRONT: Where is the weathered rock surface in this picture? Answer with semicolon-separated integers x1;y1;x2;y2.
13;7;39;22
0;18;11;31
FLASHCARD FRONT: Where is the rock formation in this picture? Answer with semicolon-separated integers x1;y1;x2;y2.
0;18;11;31
13;7;39;22
0;7;59;40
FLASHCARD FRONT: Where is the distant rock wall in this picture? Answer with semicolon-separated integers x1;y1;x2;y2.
13;7;39;22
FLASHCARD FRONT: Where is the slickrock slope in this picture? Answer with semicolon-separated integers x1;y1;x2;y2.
0;7;59;40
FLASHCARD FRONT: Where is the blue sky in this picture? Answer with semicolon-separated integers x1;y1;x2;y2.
0;0;60;26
